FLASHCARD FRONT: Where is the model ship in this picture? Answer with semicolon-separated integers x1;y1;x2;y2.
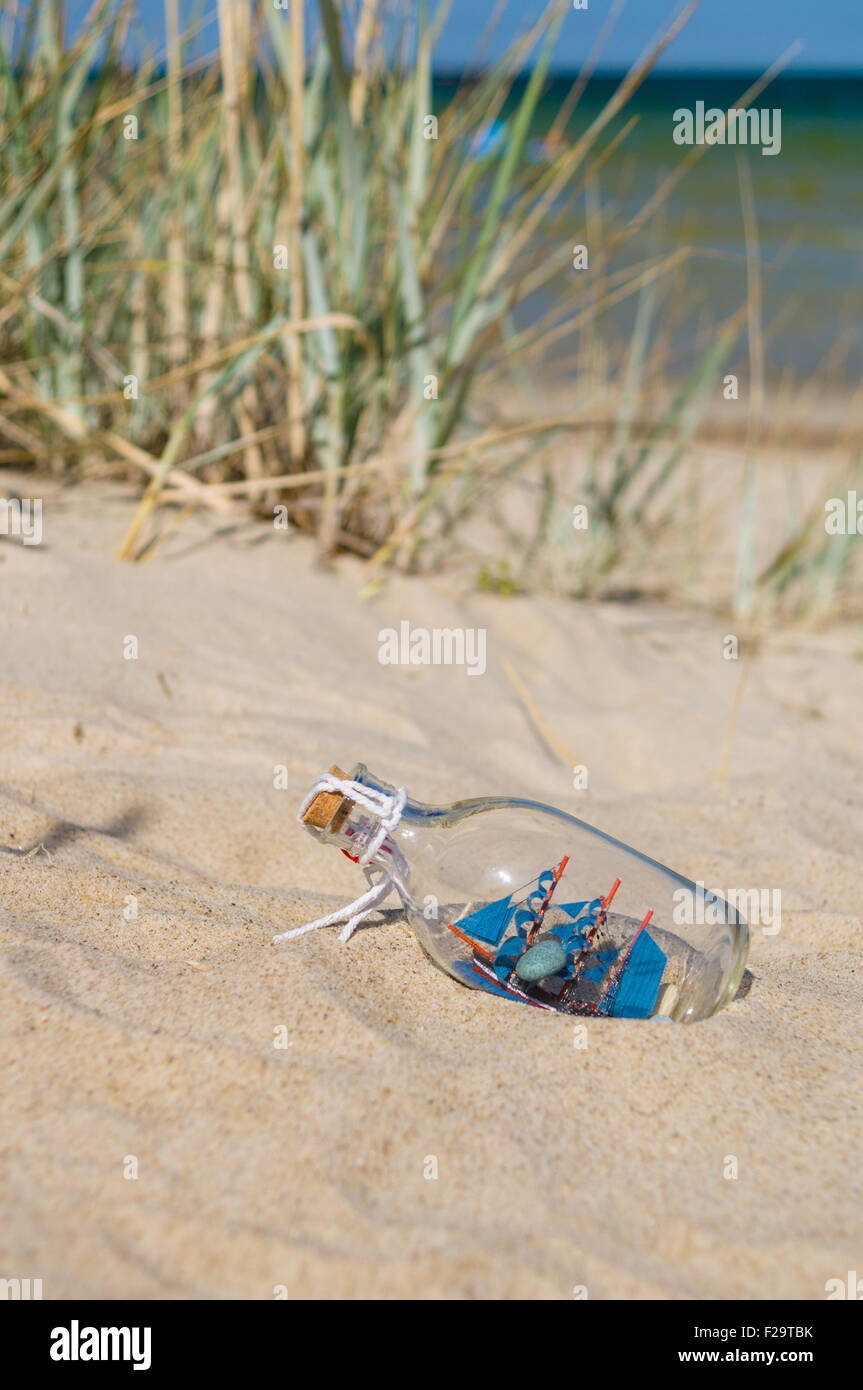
445;855;667;1018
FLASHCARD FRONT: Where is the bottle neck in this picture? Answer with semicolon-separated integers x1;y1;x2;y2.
350;763;450;824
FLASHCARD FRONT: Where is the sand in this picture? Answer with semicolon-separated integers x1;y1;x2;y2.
1;472;861;1300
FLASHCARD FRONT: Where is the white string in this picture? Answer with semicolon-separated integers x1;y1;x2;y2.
273;774;408;946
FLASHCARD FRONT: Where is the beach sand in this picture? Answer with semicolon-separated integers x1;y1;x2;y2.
1;473;861;1300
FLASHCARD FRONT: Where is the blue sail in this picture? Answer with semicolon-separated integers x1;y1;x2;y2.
547;896;602;952
455;893;515;950
491;936;526;983
598;930;667;1019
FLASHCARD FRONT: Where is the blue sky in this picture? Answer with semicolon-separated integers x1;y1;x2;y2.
434;0;859;71
59;1;862;71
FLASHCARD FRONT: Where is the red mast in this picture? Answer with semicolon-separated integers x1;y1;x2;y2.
526;855;569;944
559;875;621;1009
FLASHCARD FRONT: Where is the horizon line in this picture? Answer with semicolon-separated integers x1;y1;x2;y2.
437;65;863;78
66;61;863;80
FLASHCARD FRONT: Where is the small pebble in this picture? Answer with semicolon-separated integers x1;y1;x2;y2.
515;937;567;983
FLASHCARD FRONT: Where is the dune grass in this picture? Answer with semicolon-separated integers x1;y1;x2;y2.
0;0;858;620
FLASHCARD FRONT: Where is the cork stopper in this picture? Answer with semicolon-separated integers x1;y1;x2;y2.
301;764;353;833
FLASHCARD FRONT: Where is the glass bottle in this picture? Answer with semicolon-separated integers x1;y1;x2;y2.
291;763;749;1024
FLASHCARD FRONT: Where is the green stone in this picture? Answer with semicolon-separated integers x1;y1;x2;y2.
515;937;567;983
